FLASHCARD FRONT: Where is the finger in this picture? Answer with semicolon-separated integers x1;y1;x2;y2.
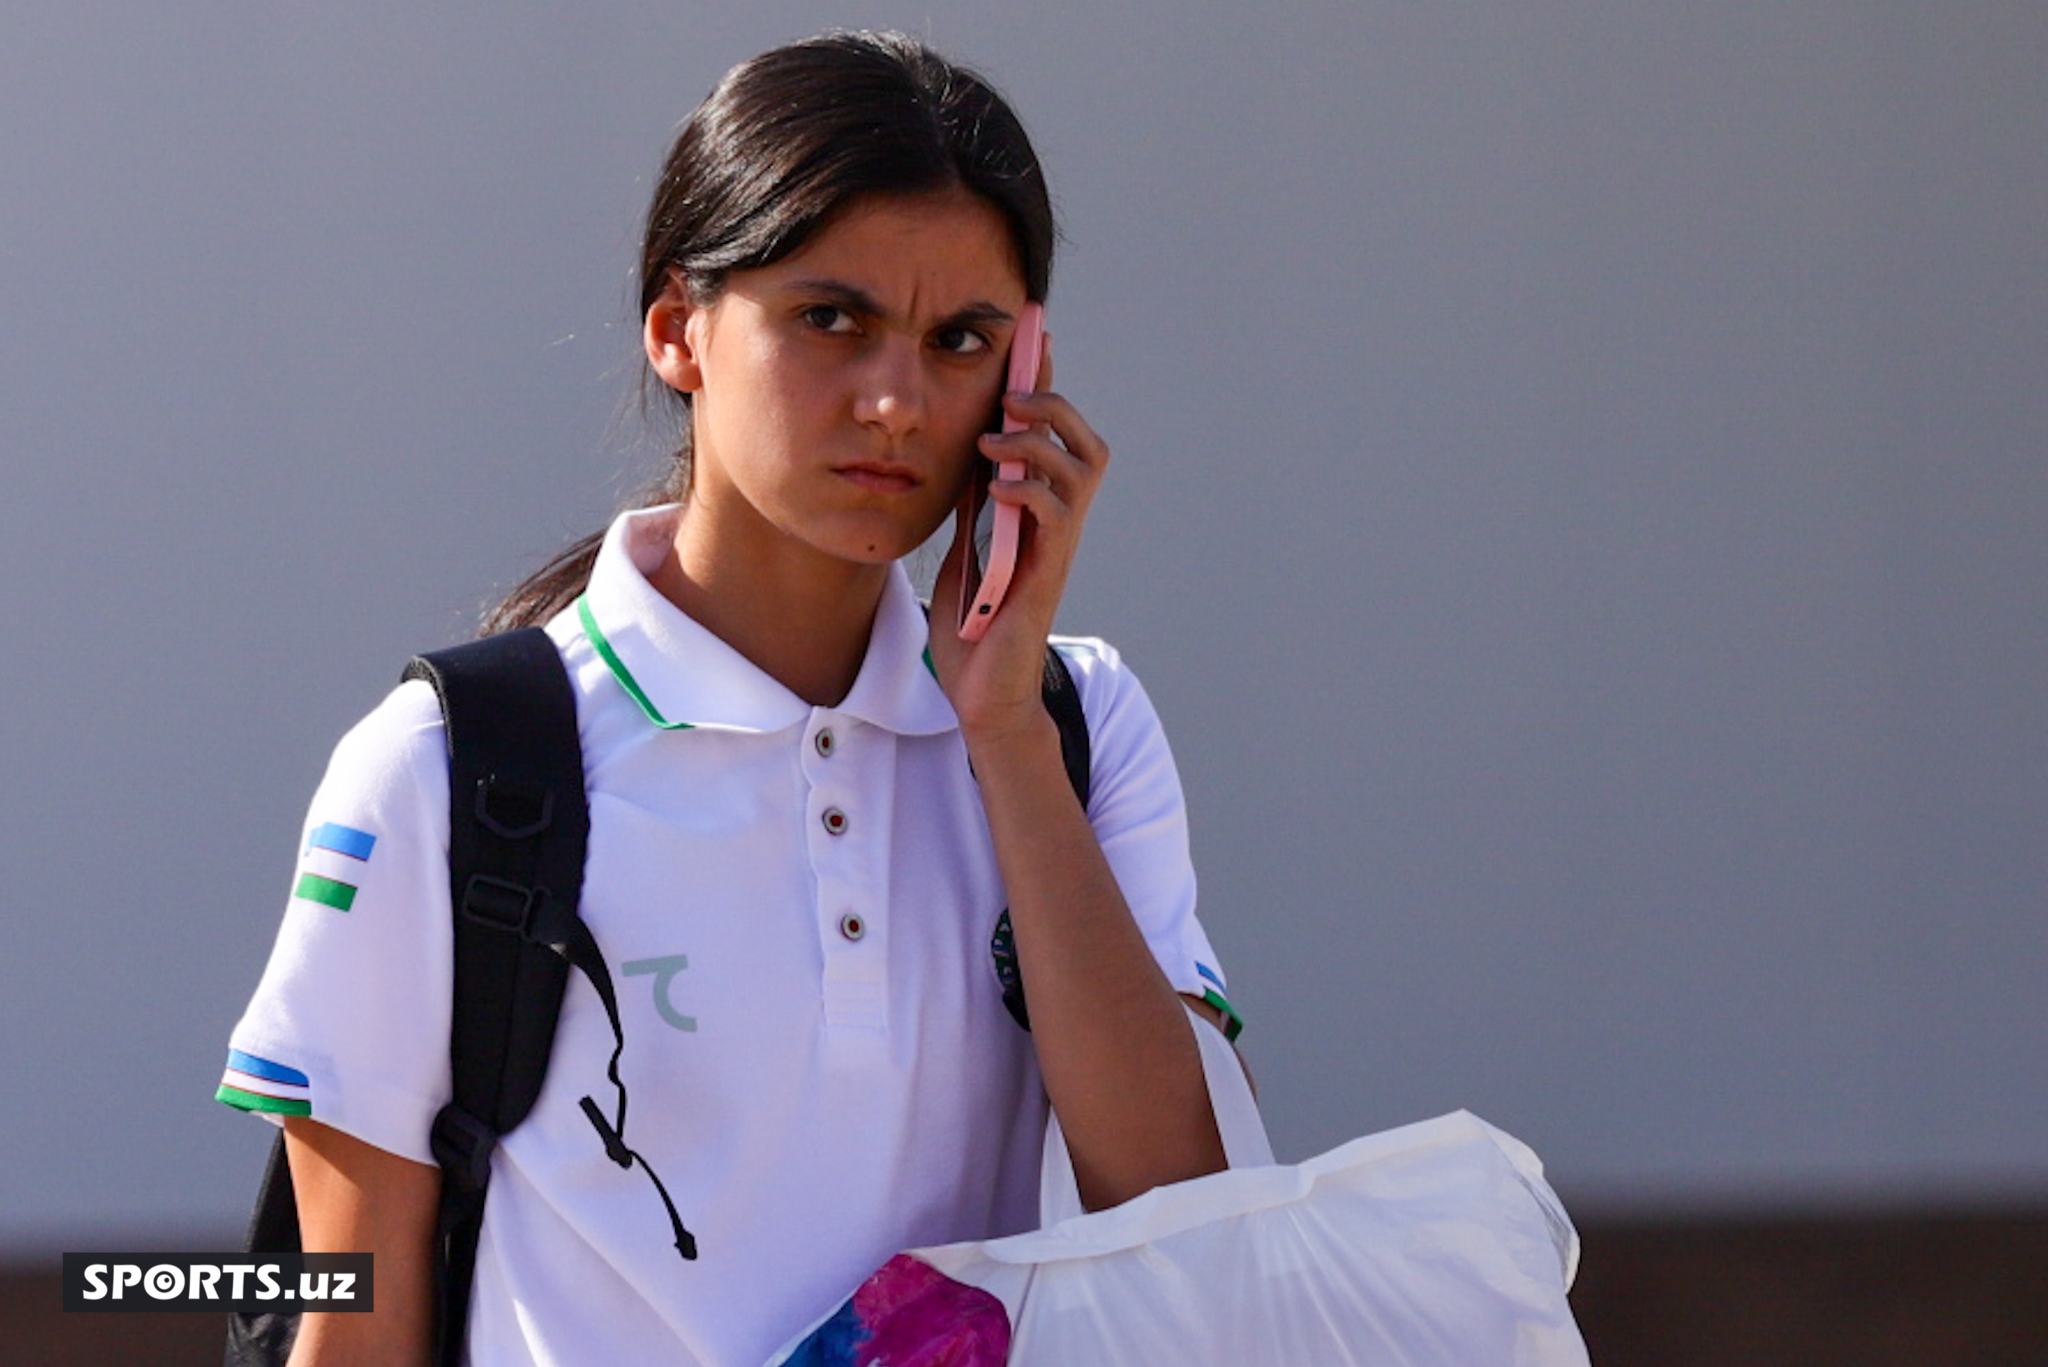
1000;389;1109;473
982;478;1083;627
979;426;1099;510
985;470;1077;541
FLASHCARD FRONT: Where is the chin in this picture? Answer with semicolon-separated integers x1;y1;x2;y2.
818;531;921;568
830;511;951;567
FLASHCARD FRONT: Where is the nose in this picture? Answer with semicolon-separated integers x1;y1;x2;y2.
852;339;927;437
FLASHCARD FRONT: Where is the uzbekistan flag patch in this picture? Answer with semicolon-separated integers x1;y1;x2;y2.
293;822;377;912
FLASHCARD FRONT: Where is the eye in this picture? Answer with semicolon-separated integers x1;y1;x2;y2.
802;304;857;334
933;326;992;356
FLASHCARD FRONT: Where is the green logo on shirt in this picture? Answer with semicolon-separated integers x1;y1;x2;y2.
622;954;697;1032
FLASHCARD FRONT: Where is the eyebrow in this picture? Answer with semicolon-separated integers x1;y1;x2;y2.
785;277;1015;331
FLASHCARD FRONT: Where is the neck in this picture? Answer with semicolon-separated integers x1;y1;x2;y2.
650;500;889;708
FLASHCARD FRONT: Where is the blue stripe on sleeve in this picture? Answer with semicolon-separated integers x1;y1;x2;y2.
306;822;377;861
227;1050;311;1087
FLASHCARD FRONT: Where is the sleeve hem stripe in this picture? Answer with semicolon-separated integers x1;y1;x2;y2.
1200;988;1245;1042
216;1085;312;1117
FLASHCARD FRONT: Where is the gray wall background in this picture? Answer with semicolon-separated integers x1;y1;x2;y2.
3;0;2043;1249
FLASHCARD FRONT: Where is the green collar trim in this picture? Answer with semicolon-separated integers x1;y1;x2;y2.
915;599;938;680
577;595;694;731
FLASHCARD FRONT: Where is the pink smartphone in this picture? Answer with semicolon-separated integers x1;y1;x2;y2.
956;302;1046;640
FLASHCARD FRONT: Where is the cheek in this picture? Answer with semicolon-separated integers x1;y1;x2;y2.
933;424;987;509
711;341;827;445
943;371;1004;452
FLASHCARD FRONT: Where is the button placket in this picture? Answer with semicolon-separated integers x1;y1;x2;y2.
804;712;853;853
803;712;893;1033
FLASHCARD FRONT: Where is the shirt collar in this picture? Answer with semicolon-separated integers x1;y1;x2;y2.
575;505;959;737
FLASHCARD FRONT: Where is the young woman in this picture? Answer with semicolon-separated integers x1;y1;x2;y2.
219;31;1241;1367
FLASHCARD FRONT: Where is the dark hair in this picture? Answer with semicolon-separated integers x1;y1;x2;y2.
482;31;1055;634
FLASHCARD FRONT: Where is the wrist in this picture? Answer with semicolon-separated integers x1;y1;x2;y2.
959;704;1062;781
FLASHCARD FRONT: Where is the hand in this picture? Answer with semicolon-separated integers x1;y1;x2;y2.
929;338;1112;746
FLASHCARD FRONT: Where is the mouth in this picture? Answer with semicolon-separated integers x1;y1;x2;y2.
832;462;923;493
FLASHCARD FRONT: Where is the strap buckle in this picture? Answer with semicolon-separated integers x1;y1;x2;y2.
474;776;553;841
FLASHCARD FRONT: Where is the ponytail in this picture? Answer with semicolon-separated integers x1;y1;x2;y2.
478;528;608;637
478;457;689;637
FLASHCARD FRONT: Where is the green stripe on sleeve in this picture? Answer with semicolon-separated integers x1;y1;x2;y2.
1201;988;1245;1042
293;873;357;911
215;1085;313;1117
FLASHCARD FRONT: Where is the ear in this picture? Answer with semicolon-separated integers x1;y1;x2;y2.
644;271;706;394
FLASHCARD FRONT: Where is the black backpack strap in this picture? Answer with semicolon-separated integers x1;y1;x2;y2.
992;644;1093;1030
405;628;588;1367
1041;643;1091;811
406;628;696;1367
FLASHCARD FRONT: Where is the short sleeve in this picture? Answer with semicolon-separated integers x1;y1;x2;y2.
1054;637;1242;1039
215;680;455;1164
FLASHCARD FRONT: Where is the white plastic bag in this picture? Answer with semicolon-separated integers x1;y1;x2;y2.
768;1009;1589;1366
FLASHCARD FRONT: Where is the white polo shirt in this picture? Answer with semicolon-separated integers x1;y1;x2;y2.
220;504;1235;1367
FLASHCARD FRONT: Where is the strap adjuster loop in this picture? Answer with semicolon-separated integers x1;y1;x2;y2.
460;874;539;932
430;1103;500;1194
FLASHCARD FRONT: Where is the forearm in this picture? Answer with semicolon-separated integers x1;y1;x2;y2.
282;1116;437;1367
969;712;1225;1210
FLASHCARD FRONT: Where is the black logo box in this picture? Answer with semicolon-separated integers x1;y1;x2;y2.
63;1253;374;1313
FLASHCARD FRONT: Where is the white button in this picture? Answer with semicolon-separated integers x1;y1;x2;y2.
814;728;836;758
822;807;849;836
839;913;866;941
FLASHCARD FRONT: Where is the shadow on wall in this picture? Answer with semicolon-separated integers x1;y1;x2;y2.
7;1210;2046;1366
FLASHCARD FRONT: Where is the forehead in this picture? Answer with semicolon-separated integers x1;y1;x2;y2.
752;190;1026;312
